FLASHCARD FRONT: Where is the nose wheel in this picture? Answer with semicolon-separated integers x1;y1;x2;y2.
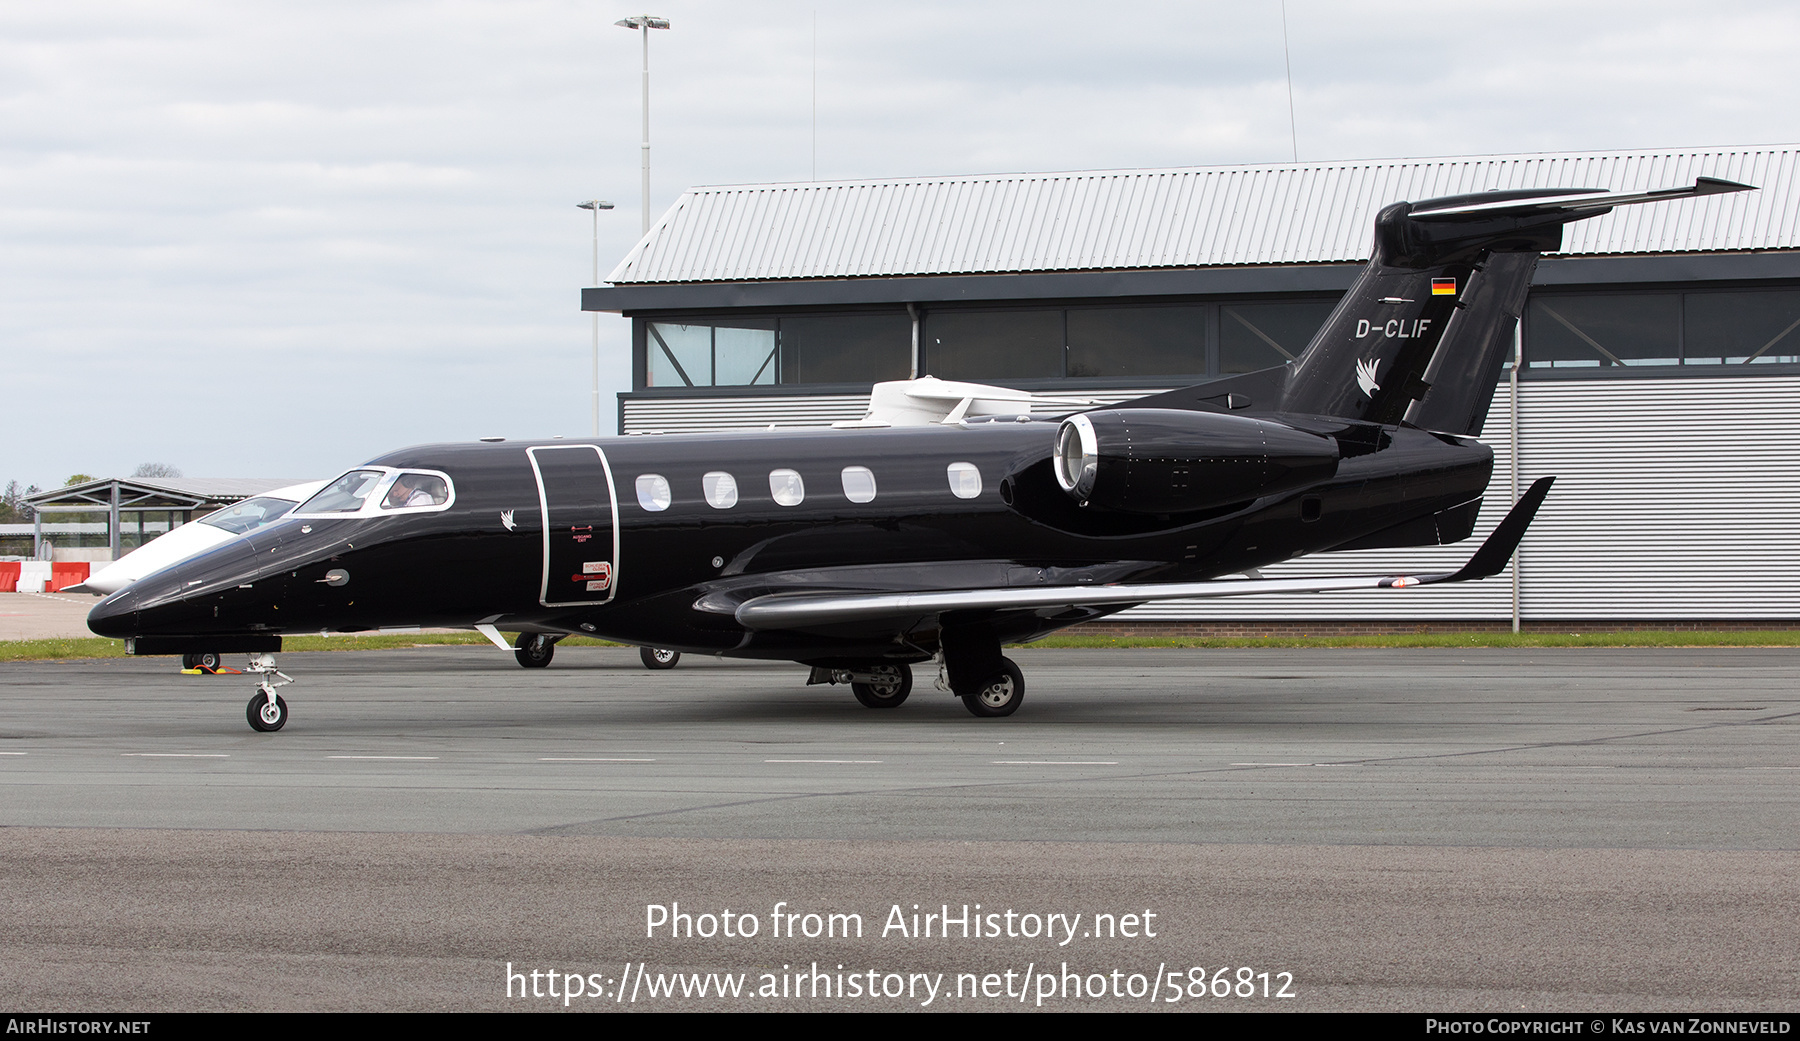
244;654;294;732
247;692;289;732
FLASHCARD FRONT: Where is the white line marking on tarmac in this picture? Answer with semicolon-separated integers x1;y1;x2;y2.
0;752;26;756
765;759;883;764
539;757;657;762
122;753;230;758
992;760;1119;765
1231;762;1318;767
327;755;440;760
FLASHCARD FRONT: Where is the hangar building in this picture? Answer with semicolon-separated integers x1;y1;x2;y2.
583;146;1800;632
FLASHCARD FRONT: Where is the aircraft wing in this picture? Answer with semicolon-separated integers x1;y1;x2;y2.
730;477;1552;631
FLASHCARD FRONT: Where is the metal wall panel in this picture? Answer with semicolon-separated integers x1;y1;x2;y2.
610;148;1800;284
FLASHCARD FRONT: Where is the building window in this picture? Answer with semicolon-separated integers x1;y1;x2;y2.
1220;300;1338;373
779;314;911;384
647;320;778;387
1526;294;1680;367
1067;306;1207;377
927;310;1064;380
1526;287;1800;369
1683;289;1800;365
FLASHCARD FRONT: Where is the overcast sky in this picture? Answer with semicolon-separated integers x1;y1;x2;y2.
6;0;1799;487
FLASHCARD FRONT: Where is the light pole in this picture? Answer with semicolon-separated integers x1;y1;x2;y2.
578;199;615;437
614;15;669;236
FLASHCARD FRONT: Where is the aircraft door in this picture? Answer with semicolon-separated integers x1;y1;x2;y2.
528;445;620;607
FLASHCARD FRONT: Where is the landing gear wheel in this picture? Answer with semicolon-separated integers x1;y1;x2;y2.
514;633;555;669
640;647;681;670
247;693;288;732
852;663;912;709
182;652;221;670
960;657;1024;718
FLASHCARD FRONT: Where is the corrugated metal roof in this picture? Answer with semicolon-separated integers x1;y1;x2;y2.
609;146;1800;284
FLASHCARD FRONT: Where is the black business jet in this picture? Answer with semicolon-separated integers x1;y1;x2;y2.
88;176;1752;731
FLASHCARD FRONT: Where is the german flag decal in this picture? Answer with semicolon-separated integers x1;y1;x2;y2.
1431;277;1457;296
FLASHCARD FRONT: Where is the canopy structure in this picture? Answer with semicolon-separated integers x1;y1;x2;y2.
22;478;306;561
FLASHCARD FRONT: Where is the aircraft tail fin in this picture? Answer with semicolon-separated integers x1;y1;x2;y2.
1127;178;1753;433
1276;177;1753;432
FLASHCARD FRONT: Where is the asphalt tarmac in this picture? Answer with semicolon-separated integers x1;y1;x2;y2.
2;645;1796;1011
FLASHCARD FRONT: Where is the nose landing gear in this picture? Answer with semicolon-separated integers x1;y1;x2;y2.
244;654;293;732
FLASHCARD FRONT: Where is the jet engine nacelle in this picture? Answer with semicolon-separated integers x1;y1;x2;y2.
1054;408;1340;514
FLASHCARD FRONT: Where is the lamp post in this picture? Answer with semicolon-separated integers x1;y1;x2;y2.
578;199;615;437
614;15;670;236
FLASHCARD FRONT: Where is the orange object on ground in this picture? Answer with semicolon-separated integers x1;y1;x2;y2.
48;562;90;592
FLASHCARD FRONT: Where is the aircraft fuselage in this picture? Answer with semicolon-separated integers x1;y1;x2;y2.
89;415;1490;665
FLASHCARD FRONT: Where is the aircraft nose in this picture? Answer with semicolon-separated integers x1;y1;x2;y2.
84;537;268;640
86;586;142;638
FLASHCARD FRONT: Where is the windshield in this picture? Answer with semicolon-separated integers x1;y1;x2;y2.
198;496;300;535
298;470;387;514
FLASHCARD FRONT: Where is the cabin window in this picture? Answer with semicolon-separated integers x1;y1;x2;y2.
946;462;982;499
769;469;804;507
381;473;449;509
701;471;739;509
635;474;671;512
300;470;385;513
840;466;877;503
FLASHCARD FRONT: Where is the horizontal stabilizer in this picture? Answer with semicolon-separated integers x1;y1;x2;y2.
729;478;1556;630
1408;177;1753;221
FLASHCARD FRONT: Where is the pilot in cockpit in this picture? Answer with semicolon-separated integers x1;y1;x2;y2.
383;473;448;509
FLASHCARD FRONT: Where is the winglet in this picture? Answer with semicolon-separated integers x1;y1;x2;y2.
1438;476;1555;583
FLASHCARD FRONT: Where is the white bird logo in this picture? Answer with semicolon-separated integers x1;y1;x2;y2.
501;509;517;531
1356;357;1382;398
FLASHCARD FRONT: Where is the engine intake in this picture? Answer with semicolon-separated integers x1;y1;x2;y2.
1054;408;1339;514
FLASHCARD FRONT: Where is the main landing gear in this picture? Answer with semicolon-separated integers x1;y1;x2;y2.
181;651;222;671
807;663;914;708
936;625;1027;717
956;657;1024;718
805;646;1025;716
244;653;293;732
640;647;681;670
514;632;561;668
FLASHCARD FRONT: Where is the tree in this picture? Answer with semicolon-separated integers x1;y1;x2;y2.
132;463;182;478
63;474;94;486
0;482;41;523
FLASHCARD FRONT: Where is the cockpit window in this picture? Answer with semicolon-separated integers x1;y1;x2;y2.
199;496;299;535
299;470;386;514
381;473;450;509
